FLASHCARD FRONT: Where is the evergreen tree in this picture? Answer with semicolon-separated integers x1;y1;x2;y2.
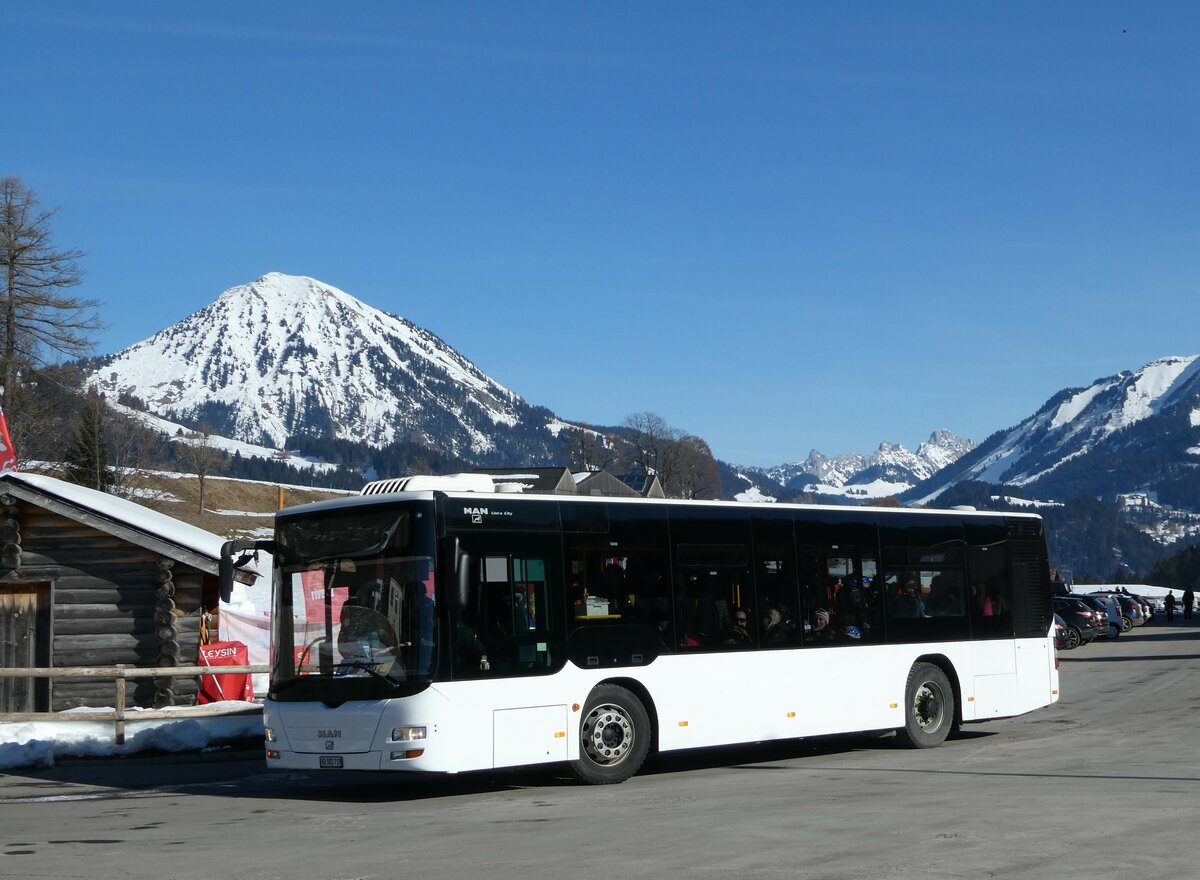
62;392;114;491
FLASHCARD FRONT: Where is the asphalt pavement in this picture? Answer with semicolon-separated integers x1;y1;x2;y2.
2;619;1198;880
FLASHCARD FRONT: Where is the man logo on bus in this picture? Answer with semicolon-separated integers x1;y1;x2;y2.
464;506;513;524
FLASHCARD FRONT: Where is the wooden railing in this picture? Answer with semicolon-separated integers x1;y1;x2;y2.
0;664;269;745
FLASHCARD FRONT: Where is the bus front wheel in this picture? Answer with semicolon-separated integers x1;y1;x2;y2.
896;662;953;749
570;685;651;784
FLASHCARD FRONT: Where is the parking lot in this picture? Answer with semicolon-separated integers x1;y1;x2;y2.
2;620;1198;880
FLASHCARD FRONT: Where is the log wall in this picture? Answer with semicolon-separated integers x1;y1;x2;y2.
4;501;211;710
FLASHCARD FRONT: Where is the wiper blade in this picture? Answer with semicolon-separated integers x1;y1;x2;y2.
336;660;403;688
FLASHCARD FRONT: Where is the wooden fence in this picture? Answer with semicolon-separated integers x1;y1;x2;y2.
0;664;269;745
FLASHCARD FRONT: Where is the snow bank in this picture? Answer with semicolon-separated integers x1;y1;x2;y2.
0;702;263;771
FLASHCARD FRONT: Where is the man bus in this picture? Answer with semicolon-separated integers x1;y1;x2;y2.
220;474;1058;784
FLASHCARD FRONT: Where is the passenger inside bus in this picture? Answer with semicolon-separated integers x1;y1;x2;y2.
721;607;753;646
892;575;928;618
337;600;403;679
761;607;788;644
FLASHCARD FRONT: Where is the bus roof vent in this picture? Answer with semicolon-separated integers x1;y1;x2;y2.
360;473;496;495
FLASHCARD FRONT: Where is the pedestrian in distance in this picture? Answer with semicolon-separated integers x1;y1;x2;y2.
1183;586;1195;621
1165;591;1176;622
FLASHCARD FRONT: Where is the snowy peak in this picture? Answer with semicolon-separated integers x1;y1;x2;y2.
760;430;976;499
1045;355;1200;441
915;429;976;473
87;273;541;460
908;354;1200;503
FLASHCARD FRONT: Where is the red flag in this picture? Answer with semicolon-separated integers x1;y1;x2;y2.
0;407;17;474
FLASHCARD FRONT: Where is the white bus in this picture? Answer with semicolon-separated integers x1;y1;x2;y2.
220;474;1059;784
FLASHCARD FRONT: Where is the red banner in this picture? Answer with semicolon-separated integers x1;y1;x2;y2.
301;569;348;625
0;406;17;474
197;640;253;704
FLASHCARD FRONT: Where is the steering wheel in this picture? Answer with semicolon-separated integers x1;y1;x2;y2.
296;636;328;671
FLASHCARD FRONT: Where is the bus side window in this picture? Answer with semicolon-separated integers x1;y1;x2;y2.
967;545;1014;638
882;545;970;643
449;541;563;680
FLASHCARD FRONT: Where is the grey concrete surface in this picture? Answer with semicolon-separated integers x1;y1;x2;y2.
2;621;1198;880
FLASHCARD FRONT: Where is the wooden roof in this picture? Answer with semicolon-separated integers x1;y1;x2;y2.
0;472;234;577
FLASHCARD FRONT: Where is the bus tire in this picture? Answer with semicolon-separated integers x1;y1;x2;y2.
570;685;651;784
896;662;953;749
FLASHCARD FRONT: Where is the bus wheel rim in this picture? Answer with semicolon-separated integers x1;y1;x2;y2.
583;703;634;765
914;682;944;731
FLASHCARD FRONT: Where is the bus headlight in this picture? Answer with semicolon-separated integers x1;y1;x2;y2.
391;726;427;742
264;727;277;742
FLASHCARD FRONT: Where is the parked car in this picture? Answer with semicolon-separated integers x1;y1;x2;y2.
1052;596;1102;648
1128;594;1153;622
1072;594;1120;639
1123;593;1152;619
1088;592;1142;631
1053;613;1069;650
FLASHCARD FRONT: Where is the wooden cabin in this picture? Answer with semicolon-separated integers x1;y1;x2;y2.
0;471;244;713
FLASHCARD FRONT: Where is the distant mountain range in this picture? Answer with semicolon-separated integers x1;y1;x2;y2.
82;273;1200;575
741;429;977;501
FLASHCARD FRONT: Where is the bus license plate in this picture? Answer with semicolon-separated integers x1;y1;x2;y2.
319;756;343;769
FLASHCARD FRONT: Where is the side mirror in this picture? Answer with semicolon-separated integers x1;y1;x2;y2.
218;547;235;603
219;538;275;603
441;536;472;610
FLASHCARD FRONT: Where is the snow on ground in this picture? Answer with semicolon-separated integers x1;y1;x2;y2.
734;485;776;503
107;400;341;474
0;703;264;771
994;495;1065;509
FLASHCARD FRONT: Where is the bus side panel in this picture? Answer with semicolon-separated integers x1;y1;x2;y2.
969;636;1056;719
648;645;937;751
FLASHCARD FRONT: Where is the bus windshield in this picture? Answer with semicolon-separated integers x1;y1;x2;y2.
270;502;437;701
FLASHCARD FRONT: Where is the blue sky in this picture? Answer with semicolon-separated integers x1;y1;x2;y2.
6;3;1200;467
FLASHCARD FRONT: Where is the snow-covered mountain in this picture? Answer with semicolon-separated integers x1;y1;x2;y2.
757;430;976;500
87;273;575;464
906;355;1200;517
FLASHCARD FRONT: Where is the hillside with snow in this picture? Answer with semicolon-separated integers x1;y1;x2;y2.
87;273;579;466
907;355;1200;507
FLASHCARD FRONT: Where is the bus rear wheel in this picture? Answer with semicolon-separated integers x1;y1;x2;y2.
896;662;953;749
570;685;651;784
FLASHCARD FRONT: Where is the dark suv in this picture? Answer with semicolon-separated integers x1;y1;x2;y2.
1052;596;1102;648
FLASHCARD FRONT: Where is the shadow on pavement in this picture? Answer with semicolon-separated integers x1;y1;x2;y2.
2;728;974;804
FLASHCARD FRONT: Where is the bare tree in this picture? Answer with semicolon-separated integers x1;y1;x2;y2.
104;402;173;500
621;411;682;481
0;177;103;408
1;367;76;463
173;424;226;513
565;426;617;472
667;434;722;499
